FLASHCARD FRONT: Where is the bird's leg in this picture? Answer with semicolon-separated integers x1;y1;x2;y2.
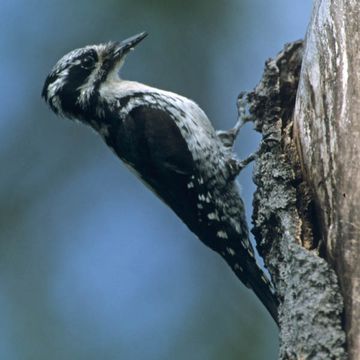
219;91;258;181
217;91;254;149
236;91;255;131
237;151;257;171
226;151;258;181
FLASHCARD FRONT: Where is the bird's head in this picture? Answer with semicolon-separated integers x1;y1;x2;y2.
41;32;147;119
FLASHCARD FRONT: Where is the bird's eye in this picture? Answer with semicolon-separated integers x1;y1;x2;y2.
81;55;95;69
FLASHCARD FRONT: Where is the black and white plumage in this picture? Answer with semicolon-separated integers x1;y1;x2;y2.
42;32;278;324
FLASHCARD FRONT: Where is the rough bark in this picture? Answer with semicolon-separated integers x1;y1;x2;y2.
294;0;360;359
295;0;360;359
243;40;346;360
243;0;360;358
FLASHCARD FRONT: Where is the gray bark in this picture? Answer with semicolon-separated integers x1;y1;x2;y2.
244;40;346;360
246;0;360;357
293;1;360;359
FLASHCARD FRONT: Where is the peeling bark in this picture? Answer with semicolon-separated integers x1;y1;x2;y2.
243;40;347;358
241;0;360;357
294;0;360;359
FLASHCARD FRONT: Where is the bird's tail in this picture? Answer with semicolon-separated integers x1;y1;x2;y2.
243;260;279;326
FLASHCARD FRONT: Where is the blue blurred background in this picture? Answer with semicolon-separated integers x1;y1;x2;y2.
1;1;311;359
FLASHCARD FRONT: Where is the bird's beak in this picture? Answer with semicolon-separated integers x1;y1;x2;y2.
103;32;147;78
113;32;148;60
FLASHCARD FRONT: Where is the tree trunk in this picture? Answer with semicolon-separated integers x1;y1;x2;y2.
294;0;360;358
244;0;360;358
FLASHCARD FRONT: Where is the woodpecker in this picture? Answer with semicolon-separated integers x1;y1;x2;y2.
42;32;278;324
